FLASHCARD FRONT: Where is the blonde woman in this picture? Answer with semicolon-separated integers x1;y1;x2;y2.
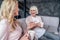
0;0;29;40
26;6;59;40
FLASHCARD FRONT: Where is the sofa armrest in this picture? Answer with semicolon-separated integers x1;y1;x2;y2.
43;24;58;34
43;25;49;31
58;25;60;33
47;26;59;34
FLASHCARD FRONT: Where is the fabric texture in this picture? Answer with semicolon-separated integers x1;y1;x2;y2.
0;19;22;40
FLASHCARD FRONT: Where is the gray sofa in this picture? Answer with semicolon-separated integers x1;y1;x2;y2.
17;16;59;40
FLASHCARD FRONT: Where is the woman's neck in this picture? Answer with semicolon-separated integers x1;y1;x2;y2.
31;15;36;17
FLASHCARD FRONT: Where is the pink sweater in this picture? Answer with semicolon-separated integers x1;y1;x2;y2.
0;19;22;40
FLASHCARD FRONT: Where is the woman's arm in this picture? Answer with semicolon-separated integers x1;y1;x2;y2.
0;19;8;39
36;22;44;28
26;17;36;30
36;16;44;28
27;22;37;30
20;33;29;40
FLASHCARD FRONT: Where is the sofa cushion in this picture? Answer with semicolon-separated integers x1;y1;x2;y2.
43;25;49;30
41;16;59;33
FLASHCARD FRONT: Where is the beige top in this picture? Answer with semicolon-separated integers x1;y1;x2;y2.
26;15;44;27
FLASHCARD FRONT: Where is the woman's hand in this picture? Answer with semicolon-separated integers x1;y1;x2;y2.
20;33;29;40
28;22;36;29
36;22;43;28
36;23;41;27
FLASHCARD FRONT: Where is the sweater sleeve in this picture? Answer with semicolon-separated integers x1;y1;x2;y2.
39;16;44;27
0;19;8;39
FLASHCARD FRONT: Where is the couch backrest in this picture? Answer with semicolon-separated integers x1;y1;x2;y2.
41;16;59;27
41;16;59;33
18;16;59;33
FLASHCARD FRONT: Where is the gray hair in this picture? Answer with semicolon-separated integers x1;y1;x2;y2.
29;6;38;14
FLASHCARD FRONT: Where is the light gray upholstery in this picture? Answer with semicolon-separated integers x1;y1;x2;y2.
41;16;59;33
17;16;59;33
17;18;27;33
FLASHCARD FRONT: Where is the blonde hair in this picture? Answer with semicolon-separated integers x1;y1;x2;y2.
0;0;18;29
29;6;38;14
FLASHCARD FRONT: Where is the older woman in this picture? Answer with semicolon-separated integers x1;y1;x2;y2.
0;0;29;40
26;6;59;40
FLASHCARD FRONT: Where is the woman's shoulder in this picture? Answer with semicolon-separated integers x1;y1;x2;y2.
0;19;9;39
26;15;30;17
0;19;9;34
0;19;10;28
0;19;8;24
26;15;31;19
36;16;42;18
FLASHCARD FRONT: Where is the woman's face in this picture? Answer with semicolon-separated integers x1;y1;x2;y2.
30;9;36;17
14;3;19;16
